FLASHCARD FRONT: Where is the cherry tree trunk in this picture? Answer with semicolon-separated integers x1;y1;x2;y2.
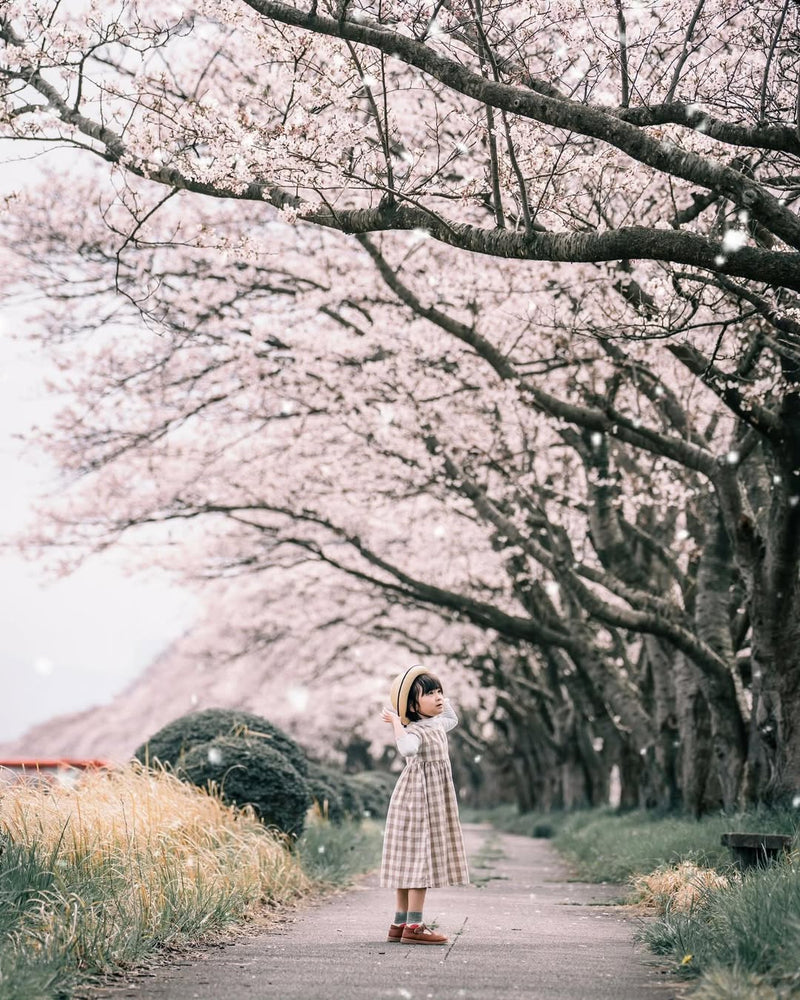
742;387;800;804
673;653;719;816
751;581;800;804
494;706;561;812
774;657;800;802
617;741;644;810
641;638;681;811
573;724;609;807
695;512;747;809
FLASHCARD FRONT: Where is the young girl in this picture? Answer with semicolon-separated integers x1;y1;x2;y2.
379;664;470;945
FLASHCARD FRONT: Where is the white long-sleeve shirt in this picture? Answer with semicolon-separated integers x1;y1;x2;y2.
395;698;459;758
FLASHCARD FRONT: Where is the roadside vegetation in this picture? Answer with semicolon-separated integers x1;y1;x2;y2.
0;764;382;1000
472;804;800;1000
640;857;800;1000
297;807;383;886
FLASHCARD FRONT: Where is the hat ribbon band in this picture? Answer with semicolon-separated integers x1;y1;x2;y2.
396;663;424;718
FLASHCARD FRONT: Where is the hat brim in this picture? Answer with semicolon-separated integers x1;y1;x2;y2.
389;664;427;726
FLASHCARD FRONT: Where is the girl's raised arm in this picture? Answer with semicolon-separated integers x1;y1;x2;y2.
395;730;421;757
439;698;459;732
381;706;420;757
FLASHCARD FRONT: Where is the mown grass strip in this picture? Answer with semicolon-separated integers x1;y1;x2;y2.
468;804;799;882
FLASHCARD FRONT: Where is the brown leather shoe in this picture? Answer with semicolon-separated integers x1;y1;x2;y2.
387;923;406;942
401;923;448;945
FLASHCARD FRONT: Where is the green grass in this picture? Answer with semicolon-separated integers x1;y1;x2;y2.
689;966;800;1000
472;803;800;999
0;814;382;1000
555;807;798;883
0;766;388;1000
295;814;384;887
640;856;800;994
471;804;799;882
0;825;306;1000
0;837;75;999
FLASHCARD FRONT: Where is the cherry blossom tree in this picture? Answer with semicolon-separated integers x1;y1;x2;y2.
2;0;800;808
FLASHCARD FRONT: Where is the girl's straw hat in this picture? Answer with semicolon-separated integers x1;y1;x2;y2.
389;664;427;725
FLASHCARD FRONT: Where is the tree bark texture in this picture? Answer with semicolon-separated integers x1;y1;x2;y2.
694;509;748;808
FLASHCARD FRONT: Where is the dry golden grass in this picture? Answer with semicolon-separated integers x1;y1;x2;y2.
632;861;732;914
0;761;310;981
2;761;309;898
10;762;297;863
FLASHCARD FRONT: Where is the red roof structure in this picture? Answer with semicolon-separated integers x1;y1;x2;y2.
0;759;112;786
0;758;110;769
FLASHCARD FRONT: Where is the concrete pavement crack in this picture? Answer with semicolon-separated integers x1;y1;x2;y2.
443;915;468;961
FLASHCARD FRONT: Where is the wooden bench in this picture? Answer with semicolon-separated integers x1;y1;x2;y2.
720;832;792;869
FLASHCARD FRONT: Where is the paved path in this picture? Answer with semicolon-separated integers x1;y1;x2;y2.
100;825;676;1000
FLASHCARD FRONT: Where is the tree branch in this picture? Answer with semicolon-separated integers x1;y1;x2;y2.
239;0;800;250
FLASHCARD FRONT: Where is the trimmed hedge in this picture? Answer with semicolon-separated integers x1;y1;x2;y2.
305;765;395;823
329;771;364;821
134;708;390;836
134;708;308;777
305;764;363;823
179;735;312;839
305;762;347;825
350;771;395;818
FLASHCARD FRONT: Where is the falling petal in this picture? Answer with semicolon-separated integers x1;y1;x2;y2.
721;229;747;252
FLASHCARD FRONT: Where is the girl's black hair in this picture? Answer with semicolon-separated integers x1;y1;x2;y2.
406;673;443;722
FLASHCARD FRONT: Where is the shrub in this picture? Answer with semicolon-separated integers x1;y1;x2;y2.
349;770;395;818
305;765;396;823
179;736;312;839
305;762;346;824
304;763;369;821
333;774;364;821
134;708;308;777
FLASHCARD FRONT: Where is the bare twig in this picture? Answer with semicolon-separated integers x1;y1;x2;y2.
614;0;630;108
759;0;790;124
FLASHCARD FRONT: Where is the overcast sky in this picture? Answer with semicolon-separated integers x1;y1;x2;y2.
0;144;199;748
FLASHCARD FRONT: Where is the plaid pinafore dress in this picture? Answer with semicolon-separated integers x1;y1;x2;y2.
380;717;470;888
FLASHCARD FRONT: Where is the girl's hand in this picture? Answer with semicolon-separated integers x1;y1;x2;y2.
381;707;399;725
